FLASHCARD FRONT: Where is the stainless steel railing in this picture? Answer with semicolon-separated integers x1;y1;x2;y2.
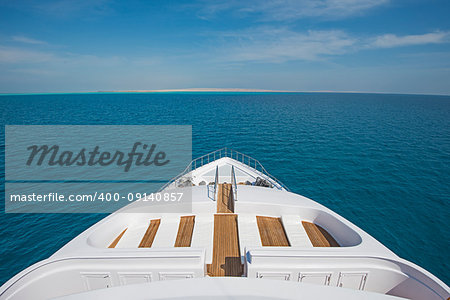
158;147;290;192
213;165;219;201
231;165;238;201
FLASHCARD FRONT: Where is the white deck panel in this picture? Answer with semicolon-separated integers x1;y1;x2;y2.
190;213;214;264
237;214;262;258
152;216;179;248
115;223;150;248
281;215;313;248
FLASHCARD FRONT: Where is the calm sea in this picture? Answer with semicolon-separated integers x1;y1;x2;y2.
0;93;449;286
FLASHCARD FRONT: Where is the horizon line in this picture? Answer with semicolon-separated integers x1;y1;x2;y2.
0;88;449;97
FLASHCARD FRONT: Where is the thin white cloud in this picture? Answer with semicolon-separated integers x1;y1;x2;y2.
0;45;135;66
0;46;55;63
195;2;235;20
196;0;389;20
0;45;159;70
12;35;47;45
1;28;448;89
369;32;450;48
218;28;356;62
1;29;448;67
214;28;450;63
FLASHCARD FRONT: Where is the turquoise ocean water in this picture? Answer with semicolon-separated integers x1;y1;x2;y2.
0;93;449;286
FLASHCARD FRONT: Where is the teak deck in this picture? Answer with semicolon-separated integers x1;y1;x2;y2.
138;219;161;248
174;216;195;247
207;214;243;277
217;184;234;213
302;221;340;247
108;228;127;248
256;216;290;246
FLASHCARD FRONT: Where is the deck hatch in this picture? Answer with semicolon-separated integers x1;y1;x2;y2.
256;216;290;246
138;219;161;248
108;228;127;248
174;216;195;247
302;221;340;247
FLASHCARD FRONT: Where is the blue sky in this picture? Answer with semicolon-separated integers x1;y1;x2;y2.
0;0;449;94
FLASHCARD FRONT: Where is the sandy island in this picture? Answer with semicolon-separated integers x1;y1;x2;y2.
97;88;296;93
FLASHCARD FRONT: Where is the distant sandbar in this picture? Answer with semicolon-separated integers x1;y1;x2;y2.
97;88;295;93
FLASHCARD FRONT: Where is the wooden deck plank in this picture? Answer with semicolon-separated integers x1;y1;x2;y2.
217;183;234;213
302;221;340;247
108;228;127;248
174;216;195;247
256;216;290;246
138;219;161;248
207;214;243;277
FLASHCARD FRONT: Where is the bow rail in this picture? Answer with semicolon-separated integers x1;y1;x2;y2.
158;147;290;192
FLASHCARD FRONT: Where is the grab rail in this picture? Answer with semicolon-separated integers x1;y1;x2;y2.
231;165;237;201
158;147;290;192
213;166;219;201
